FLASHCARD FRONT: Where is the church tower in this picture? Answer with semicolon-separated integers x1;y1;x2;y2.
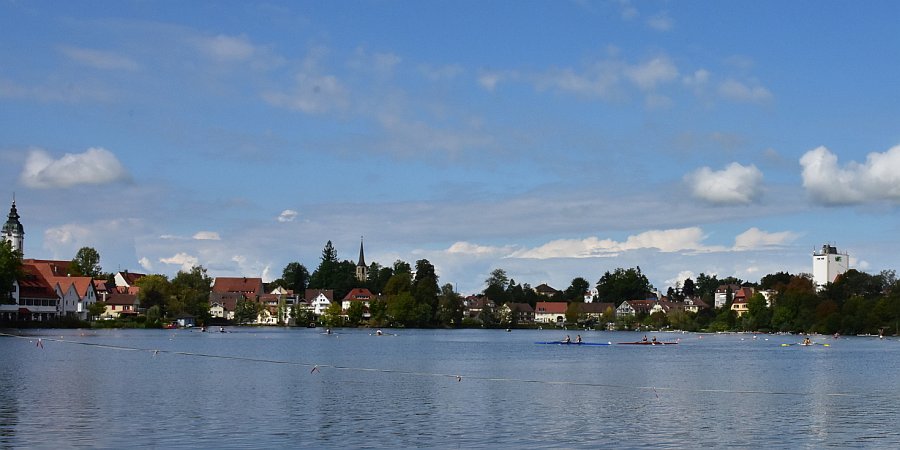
356;237;368;283
2;199;24;256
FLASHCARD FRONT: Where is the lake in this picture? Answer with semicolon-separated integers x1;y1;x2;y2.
2;327;899;448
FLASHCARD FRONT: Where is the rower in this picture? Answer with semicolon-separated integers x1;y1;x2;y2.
575;334;582;343
564;335;571;344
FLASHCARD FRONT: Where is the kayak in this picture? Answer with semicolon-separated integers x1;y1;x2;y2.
534;341;611;346
782;342;830;347
618;341;678;345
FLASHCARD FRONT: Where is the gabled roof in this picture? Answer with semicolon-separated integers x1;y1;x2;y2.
534;301;567;314
18;264;58;299
212;277;264;295
305;289;333;301
29;261;95;298
343;288;374;301
117;271;147;286
534;283;558;295
106;293;138;306
503;302;534;313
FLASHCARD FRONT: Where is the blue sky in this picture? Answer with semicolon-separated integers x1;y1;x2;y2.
2;0;899;294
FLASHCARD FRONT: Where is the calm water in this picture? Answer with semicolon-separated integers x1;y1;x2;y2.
2;328;899;449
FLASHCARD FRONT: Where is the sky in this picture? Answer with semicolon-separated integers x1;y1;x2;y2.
2;0;899;295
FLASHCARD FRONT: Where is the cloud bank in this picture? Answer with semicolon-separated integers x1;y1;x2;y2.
801;144;900;205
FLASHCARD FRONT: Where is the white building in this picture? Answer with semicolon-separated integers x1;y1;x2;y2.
813;244;849;291
2;200;24;254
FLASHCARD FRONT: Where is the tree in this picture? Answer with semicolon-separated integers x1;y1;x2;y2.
234;297;260;324
346;301;366;326
682;278;696;298
0;240;22;304
170;265;212;323
596;267;652;303
70;247;101;278
88;301;107;320
413;259;439;325
746;293;771;331
484;268;510;304
280;262;309;293
136;275;171;316
563;277;591;302
437;283;464;327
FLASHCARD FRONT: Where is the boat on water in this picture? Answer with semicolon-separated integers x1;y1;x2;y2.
534;341;611;346
618;341;678;345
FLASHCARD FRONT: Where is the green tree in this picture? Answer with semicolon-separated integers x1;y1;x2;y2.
387;291;421;326
70;246;102;278
0;241;22;304
437;283;464;327
596;267;652;303
368;298;388;326
136;275;171;316
170;266;212;323
234;297;260;324
280;262;309;293
563;277;591;302
682;278;696;298
321;301;344;327
88;301;107;320
346;301;366;326
413;259;439;325
746;293;771;331
484;268;510;304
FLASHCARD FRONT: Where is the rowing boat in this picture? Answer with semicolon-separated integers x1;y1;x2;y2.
618;341;678;345
534;341;611;346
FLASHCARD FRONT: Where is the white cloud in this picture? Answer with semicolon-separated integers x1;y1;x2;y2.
686;162;763;205
138;257;153;271
511;227;719;259
446;241;511;256
800;144;900;205
624;56;678;90
59;46;139;71
664;270;696;289
732;227;799;250
478;71;503;92
193;231;221;240
160;252;199;272
277;209;298;222
682;69;710;87
718;79;772;103
0;77;115;103
419;63;463;81
21;147;130;189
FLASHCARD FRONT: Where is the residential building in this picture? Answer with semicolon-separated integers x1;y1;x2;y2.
571;302;615;322
499;302;534;324
1;263;59;322
534;283;558;297
714;284;741;309
114;271;146;289
103;291;139;319
306;289;334;316
682;296;710;313
534;301;567;324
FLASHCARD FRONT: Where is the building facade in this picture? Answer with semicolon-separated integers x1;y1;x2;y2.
813;244;849;291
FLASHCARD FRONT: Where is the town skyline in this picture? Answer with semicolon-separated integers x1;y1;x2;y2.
2;1;899;294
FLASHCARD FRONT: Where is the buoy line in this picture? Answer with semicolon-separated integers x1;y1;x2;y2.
0;332;863;398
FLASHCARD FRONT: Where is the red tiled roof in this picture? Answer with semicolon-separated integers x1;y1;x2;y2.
305;289;333;302
212;277;264;295
18;264;58;299
535;301;567;314
342;288;374;301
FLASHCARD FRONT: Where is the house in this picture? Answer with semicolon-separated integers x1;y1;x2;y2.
209;292;242;321
649;300;683;315
682;296;709;313
341;288;374;311
714;284;742;308
499;302;534;324
570;302;615;322
212;277;264;296
103;291;140;319
28;260;97;320
731;296;750;317
464;295;496;318
306;289;334;316
1;263;60;322
616;300;657;317
534;301;567;324
534;283;559;297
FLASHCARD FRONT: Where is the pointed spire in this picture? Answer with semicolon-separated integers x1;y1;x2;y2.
357;236;366;267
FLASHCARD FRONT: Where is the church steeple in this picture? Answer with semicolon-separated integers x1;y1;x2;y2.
2;197;24;256
356;237;368;282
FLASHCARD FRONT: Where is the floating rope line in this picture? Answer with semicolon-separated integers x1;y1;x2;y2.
0;332;864;398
